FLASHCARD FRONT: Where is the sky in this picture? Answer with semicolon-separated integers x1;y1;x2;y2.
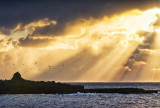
0;0;160;82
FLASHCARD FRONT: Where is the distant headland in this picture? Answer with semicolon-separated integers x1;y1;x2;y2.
0;72;84;94
0;72;159;94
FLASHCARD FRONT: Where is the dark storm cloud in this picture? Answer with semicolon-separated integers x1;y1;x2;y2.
31;24;61;36
124;32;156;67
18;36;54;47
117;32;156;81
0;0;159;36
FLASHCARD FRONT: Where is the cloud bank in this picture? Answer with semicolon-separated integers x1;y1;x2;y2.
0;0;160;82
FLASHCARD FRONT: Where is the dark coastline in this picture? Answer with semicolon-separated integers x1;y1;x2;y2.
0;80;84;94
0;72;84;94
0;82;159;94
81;88;159;94
0;72;159;94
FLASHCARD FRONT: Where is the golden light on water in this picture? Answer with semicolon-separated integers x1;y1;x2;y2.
1;8;160;82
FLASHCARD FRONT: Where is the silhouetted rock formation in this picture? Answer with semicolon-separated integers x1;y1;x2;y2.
0;72;159;94
0;72;84;94
11;72;24;81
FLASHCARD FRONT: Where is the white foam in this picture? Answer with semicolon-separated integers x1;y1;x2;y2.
76;92;97;95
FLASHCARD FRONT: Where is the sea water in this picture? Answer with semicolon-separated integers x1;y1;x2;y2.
0;83;160;108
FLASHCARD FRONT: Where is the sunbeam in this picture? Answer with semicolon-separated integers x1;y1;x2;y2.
1;8;160;82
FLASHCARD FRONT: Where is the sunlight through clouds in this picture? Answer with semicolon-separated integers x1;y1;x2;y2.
1;8;160;82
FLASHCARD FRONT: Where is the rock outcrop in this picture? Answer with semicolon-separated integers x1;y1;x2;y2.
11;72;24;81
0;72;84;94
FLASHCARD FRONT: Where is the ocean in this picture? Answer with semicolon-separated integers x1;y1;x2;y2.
0;83;160;108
